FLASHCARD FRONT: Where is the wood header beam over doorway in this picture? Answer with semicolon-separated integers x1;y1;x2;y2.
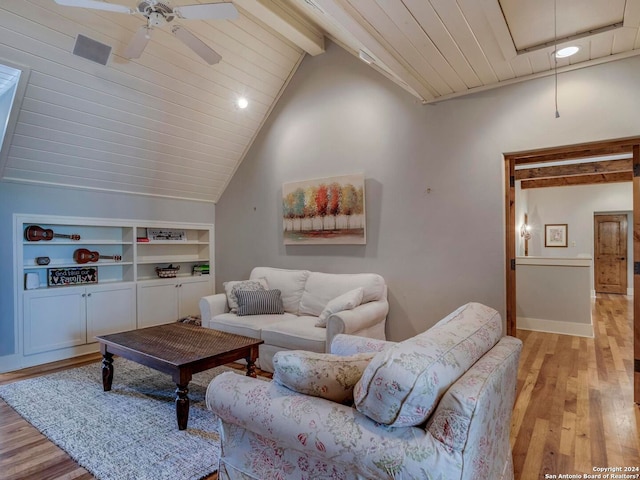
504;136;640;404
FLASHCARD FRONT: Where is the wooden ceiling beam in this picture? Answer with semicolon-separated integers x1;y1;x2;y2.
521;171;632;189
515;159;632;180
234;0;325;56
505;137;640;164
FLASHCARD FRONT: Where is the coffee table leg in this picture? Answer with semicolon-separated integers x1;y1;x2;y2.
102;352;114;391
246;357;257;378
175;384;189;430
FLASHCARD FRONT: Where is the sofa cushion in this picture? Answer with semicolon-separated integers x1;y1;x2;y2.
236;289;285;316
260;316;326;353
210;312;298;339
223;278;268;313
272;350;376;404
353;302;503;427
315;287;364;327
250;267;310;314
298;272;385;317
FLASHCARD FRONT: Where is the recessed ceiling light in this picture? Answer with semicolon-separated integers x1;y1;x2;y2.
554;46;580;58
237;97;248;109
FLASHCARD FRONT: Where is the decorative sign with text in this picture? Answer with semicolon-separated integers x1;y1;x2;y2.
47;267;98;287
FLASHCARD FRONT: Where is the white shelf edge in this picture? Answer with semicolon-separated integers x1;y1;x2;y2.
24;241;133;245
23;262;134;269
137;258;209;264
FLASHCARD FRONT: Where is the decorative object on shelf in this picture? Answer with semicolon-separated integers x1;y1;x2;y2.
148;228;187;242
73;248;122;264
35;256;50;265
25;273;40;290
283;173;366;245
25;225;80;241
192;264;210;275
137;237;150;243
545;223;568;247
47;267;98;287
156;264;180;278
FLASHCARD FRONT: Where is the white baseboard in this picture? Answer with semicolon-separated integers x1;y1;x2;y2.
517;317;594;338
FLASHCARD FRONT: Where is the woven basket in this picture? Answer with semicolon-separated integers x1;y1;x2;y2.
156;265;180;278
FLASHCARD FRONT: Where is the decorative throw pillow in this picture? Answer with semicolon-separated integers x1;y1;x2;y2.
315;287;364;327
223;278;268;313
272;350;377;404
236;289;285;316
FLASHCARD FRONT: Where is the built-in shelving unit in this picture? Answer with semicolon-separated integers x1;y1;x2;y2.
11;214;215;371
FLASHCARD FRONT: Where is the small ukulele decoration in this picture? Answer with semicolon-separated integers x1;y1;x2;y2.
25;225;80;241
73;248;122;264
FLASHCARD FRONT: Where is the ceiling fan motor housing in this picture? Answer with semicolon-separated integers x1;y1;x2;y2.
137;1;175;24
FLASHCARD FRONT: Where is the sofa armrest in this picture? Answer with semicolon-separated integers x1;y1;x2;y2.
330;334;395;356
326;300;389;348
199;293;228;324
207;372;453;478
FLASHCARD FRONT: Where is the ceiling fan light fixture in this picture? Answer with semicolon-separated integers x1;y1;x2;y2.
554;46;580;58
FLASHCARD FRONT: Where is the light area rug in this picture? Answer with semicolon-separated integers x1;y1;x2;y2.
0;357;235;480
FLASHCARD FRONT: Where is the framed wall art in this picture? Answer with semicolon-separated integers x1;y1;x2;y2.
282;173;366;245
545;224;568;247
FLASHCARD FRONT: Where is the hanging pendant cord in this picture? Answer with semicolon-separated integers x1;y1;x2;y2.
554;0;560;118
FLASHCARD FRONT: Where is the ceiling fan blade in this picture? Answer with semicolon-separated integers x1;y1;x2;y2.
123;26;151;59
54;0;133;14
173;2;238;20
172;26;222;65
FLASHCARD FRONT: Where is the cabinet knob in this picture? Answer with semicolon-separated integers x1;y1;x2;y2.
82;293;86;297
87;293;92;297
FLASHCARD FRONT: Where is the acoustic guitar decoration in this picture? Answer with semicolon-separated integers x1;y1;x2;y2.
25;225;80;241
74;248;122;264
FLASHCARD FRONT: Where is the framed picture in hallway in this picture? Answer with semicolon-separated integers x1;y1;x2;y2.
282;173;366;245
545;224;568;247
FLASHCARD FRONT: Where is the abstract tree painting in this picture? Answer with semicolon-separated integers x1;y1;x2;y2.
283;174;366;245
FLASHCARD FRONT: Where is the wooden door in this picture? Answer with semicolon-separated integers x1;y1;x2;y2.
594;214;628;294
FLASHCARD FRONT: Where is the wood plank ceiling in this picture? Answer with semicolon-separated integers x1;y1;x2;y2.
2;0;640;202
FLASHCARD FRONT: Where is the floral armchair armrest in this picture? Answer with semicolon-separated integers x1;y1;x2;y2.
330;334;395;356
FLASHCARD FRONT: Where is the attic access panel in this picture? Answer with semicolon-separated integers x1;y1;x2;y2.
499;0;625;50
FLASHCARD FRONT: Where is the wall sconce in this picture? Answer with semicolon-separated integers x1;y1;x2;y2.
521;213;531;256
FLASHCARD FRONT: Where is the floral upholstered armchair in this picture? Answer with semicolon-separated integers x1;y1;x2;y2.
206;302;522;480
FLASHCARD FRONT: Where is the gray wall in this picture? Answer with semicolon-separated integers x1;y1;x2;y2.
215;41;640;341
0;181;214;357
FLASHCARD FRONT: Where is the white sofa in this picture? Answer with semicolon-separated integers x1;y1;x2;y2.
199;267;388;372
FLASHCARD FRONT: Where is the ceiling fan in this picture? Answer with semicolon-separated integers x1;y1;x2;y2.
53;0;238;64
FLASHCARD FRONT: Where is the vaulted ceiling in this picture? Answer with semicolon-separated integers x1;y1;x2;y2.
1;0;639;202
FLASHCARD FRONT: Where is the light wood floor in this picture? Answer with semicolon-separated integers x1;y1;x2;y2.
1;294;638;479
511;294;640;479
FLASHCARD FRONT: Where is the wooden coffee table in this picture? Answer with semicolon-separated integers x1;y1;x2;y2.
96;323;263;430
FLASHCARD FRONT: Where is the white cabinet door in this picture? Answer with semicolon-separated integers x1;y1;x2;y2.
178;276;213;318
86;283;136;341
136;280;179;328
23;288;86;355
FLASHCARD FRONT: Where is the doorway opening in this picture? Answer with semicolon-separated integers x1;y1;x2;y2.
504;137;640;403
